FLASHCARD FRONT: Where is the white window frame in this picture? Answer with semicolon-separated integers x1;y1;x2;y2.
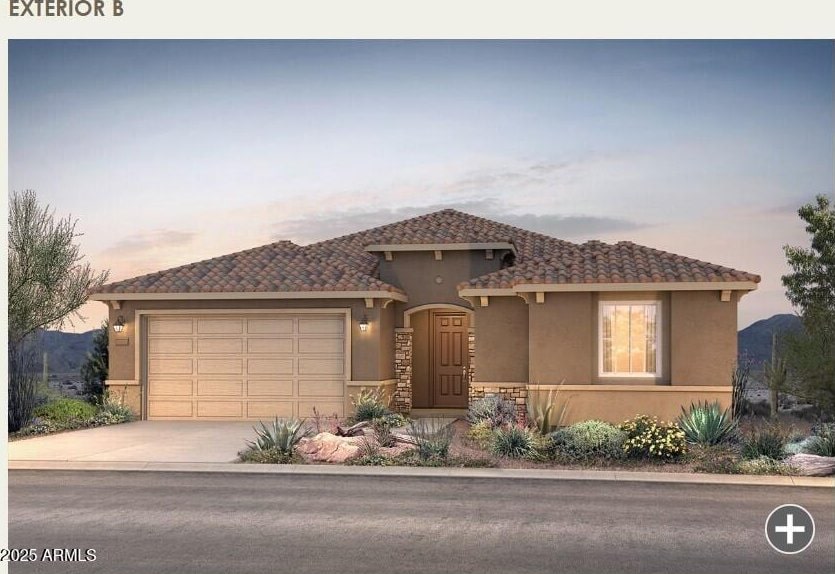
598;300;662;379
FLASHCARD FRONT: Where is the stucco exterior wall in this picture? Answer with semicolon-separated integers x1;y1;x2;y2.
472;296;529;382
528;384;732;425
528;292;594;384
670;291;738;386
382;250;494;327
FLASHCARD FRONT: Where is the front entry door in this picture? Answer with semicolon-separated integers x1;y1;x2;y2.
432;313;469;408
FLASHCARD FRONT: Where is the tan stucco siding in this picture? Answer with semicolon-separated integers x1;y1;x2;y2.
380;251;496;325
528;292;594;384
472;296;528;382
670;291;738;386
529;385;731;425
377;303;396;380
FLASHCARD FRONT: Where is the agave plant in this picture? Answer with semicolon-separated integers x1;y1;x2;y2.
246;417;310;454
677;401;737;446
527;384;569;435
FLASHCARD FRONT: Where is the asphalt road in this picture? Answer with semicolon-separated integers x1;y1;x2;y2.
7;471;834;574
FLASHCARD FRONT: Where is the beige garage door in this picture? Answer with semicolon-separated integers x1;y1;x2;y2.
146;313;346;420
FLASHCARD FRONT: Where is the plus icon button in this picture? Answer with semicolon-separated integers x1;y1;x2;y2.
766;504;815;554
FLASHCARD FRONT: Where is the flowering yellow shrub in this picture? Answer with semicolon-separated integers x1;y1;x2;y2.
619;415;687;459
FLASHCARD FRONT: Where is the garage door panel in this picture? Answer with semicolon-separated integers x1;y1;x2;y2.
197;338;243;354
298;379;343;397
247;338;293;354
248;318;293;334
198;380;243;396
150;319;193;335
148;400;193;418
299;358;343;375
247;380;293;396
197;401;243;418
297;400;343;418
148;380;193;396
197;319;243;334
150;359;193;375
149;338;193;354
198;358;243;375
247;401;294;419
298;338;342;354
147;313;345;420
298;318;343;334
248;358;293;375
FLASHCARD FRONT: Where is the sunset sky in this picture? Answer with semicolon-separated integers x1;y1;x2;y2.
8;40;833;332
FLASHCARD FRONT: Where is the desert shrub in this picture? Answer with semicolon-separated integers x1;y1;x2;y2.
527;386;569;435
736;456;797;476
10;417;62;438
8;347;38;432
741;424;788;460
686;444;741;474
34;397;97;424
466;420;494;447
239;447;298;464
246;418;310;455
468;395;516;428
490;426;537;459
619;415;687;459
549;420;626;461
372;419;397;448
351;387;390;422
801;423;835;456
677;401;737;446
374;412;408;428
410;420;453;461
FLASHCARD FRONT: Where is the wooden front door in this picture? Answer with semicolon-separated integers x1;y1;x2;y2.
431;312;469;408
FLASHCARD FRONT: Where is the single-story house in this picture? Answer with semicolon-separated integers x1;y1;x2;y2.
91;209;759;424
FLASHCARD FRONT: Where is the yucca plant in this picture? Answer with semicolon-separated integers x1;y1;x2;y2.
246;417;310;455
677;401;737;446
527;384;569;435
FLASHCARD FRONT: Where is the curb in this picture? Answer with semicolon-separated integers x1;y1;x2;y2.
8;460;834;487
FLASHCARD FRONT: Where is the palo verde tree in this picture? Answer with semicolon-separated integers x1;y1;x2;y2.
781;194;835;416
8;190;109;431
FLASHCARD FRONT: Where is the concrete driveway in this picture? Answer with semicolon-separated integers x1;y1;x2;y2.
8;421;257;463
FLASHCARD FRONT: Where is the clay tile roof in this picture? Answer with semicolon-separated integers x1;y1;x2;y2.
97;209;759;296
97;240;405;295
462;240;761;290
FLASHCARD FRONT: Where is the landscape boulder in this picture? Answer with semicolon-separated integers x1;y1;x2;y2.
296;432;364;463
785;453;835;477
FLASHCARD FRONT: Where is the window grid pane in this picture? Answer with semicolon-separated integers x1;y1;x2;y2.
601;303;658;375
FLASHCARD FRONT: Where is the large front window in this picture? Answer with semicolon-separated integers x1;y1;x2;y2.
600;302;660;377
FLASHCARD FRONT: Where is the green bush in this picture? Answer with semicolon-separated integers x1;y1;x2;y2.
409;420;453;461
801;423;835;456
619;415;687;459
34;398;97;424
549;420;626;461
678;401;737;446
351;387;390;422
373;412;408;428
741;425;788;460
467;395;516;428
245;418;310;455
372;419;397;448
736;456;797;476
490;426;537;458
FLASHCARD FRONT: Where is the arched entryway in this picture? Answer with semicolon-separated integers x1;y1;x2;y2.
395;304;474;411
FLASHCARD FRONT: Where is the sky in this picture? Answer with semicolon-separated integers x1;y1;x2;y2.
8;40;834;332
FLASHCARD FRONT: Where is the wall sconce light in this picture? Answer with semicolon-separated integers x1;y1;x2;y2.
359;315;369;333
113;315;126;333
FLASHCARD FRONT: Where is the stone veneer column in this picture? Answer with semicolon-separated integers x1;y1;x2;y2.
467;328;475;384
393;328;413;413
468;383;528;425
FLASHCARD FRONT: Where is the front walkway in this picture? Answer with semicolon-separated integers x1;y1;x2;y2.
8;421;256;463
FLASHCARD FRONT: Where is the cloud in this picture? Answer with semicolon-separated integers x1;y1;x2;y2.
100;229;196;257
271;197;645;244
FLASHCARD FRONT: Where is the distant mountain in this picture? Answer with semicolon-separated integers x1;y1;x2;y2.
738;314;803;368
24;329;99;374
